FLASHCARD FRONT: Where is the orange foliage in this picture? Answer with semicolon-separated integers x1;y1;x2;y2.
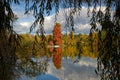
53;23;62;45
53;47;62;69
49;40;54;45
49;47;54;53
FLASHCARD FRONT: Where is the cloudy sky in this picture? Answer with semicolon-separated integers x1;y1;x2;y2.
44;7;92;34
12;2;105;34
43;6;104;34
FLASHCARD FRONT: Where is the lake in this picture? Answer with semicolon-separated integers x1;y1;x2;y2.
14;47;99;80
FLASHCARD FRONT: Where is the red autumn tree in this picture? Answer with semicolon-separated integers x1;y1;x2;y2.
53;23;62;45
53;47;62;69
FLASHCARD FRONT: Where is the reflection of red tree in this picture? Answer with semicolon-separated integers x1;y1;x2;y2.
49;40;53;45
49;40;54;53
49;47;54;53
53;47;62;69
53;23;62;45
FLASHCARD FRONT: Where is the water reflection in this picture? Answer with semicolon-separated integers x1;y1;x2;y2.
53;47;62;69
16;57;49;77
14;45;99;80
1;42;119;80
48;57;98;80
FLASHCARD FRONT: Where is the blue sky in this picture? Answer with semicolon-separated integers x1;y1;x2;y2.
12;2;104;34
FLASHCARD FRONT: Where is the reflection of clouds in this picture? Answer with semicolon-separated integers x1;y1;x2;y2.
48;57;99;80
77;57;97;67
16;57;99;80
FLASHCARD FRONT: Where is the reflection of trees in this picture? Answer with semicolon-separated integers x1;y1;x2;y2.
16;57;49;77
62;33;98;62
76;34;98;59
53;47;62;69
63;32;78;61
67;45;76;61
16;41;50;78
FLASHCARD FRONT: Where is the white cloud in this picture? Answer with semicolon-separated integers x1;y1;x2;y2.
20;22;31;27
44;16;54;34
43;7;91;34
77;57;97;67
13;6;91;34
14;21;32;33
43;6;107;34
14;6;106;34
12;7;35;33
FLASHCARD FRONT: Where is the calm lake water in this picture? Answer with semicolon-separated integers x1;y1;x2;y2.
0;45;100;80
1;44;119;80
15;55;99;80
